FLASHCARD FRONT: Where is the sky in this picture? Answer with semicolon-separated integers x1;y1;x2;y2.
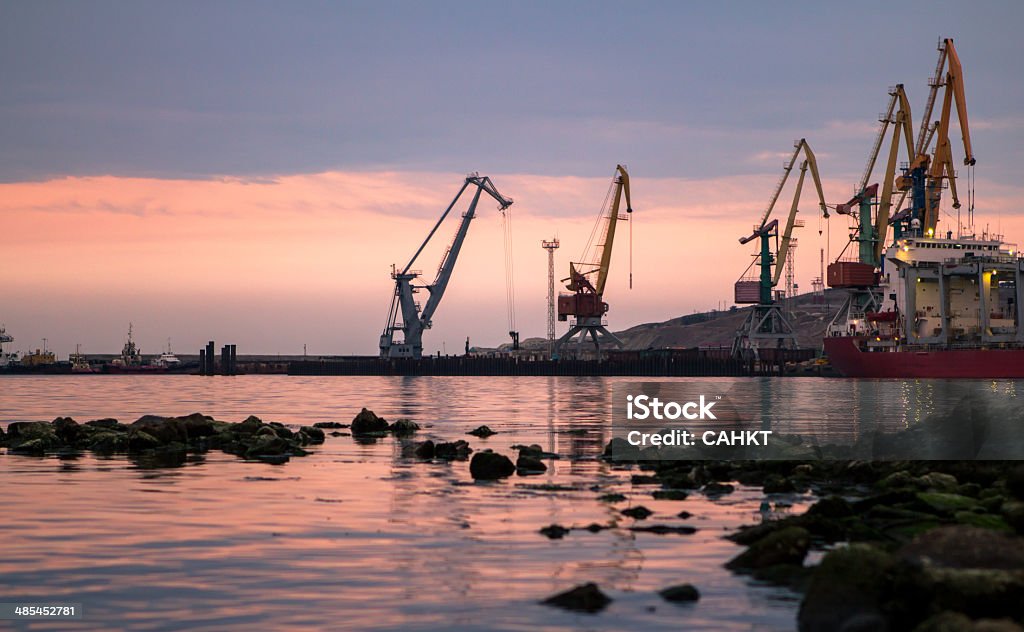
2;1;1024;356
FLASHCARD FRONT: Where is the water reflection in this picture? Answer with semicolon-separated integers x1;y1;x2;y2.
2;375;1023;631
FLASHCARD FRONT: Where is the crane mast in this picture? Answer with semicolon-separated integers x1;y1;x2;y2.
554;165;633;360
379;174;513;359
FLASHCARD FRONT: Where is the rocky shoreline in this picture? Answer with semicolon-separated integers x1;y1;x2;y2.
4;408;1024;630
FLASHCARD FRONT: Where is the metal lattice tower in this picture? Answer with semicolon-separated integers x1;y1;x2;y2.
541;238;560;357
785;239;797;313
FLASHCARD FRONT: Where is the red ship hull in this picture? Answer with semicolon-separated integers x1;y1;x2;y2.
823;336;1024;378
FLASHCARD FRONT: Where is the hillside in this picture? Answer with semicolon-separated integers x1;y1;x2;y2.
501;289;851;353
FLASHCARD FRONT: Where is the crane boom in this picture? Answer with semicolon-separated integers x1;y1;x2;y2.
596;165;631;295
874;86;915;263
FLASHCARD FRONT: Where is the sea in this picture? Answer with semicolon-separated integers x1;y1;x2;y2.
1;375;1020;631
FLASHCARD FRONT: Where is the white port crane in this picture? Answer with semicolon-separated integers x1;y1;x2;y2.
379;174;513;359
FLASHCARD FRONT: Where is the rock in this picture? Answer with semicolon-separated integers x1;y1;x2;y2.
798;543;895;632
763;474;796;493
1001;501;1024;534
751;564;813;589
86;418;121;430
678;510;694;519
267;422;294;439
539;524;570;539
702;482;735;497
127;430;162;452
51;417;82;443
313;421;345;429
351;408;389;435
434;440;472;460
954;511;1012;532
541;582;611;613
467;425;497;438
727;521;784;546
412;440;435;459
9;438;50;455
6;421;58;442
243;434;291;459
515;444;559;459
299;426;325;443
918;472;960;493
516;455;547;474
598;493;627;503
652;489;689;501
89;431;128;454
806;495;854;519
255;454;290;465
131;416;187;444
621;506;653;520
631;474;660;485
899;525;1024;570
915;492;979;515
726;526;810;571
389;419;419;436
659;584;700;602
469;451;515;480
629;525;698;535
232;416;265;435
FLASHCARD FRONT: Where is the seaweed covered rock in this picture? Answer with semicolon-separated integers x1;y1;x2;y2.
727;526;810;571
798;544;895;632
299;426;326;444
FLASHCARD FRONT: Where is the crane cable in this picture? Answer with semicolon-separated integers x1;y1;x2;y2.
500;206;516;336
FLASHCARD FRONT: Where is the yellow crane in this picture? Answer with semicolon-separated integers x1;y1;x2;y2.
896;38;975;238
733;139;828;363
555;164;633;359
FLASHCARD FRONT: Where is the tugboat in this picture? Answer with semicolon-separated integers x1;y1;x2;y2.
70;344;95;373
106;324;167;373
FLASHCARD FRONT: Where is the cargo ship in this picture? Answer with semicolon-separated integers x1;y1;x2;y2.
824;234;1024;378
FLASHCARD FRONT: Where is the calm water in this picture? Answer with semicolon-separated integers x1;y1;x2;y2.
0;375;1019;631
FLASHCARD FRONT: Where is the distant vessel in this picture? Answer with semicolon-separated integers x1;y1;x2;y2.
153;339;181;368
70;344;95;373
0;325;18;366
107;323;167;373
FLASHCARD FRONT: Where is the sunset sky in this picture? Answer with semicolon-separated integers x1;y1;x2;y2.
2;1;1024;356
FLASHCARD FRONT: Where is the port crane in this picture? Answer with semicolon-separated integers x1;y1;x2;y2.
553;164;633;360
733;139;828;361
379;174;513;359
895;37;975;239
828;85;916;334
